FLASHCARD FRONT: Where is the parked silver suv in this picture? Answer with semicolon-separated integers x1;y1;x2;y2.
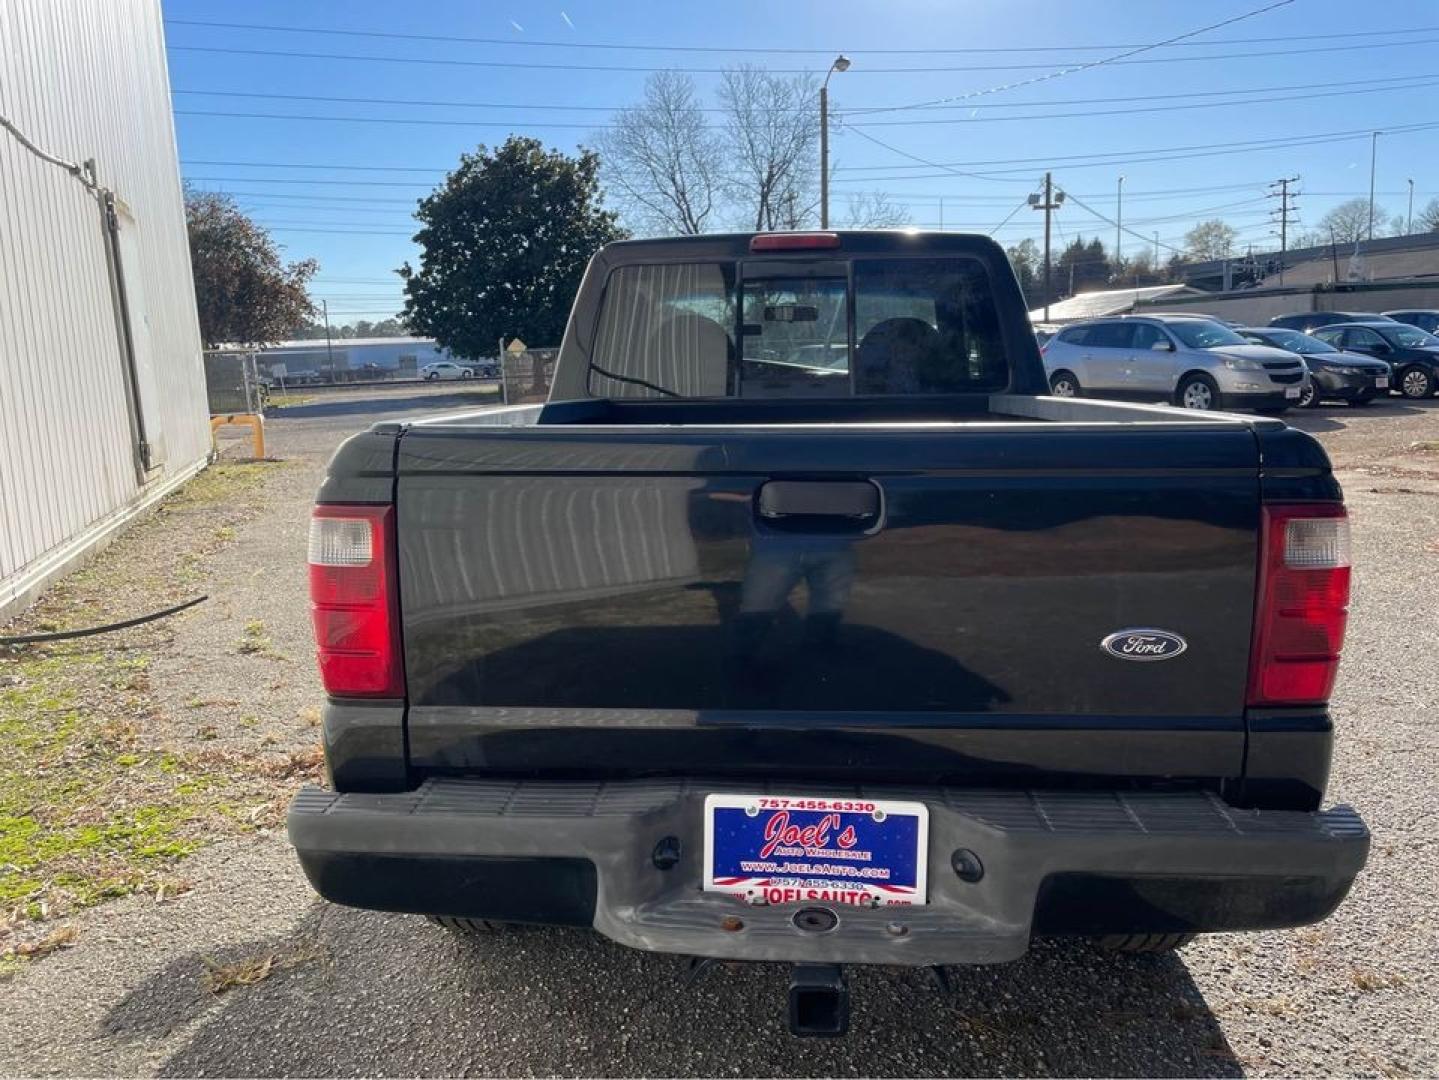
1041;315;1309;412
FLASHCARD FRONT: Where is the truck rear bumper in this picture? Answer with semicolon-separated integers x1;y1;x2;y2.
288;779;1368;966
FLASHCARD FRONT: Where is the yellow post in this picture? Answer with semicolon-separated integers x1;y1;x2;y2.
209;413;266;459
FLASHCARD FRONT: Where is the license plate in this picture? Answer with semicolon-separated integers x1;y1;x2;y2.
1285;386;1302;399
1377;376;1389;388
703;794;928;907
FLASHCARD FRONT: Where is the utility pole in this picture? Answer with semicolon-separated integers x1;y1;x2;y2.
1407;178;1415;234
1367;130;1381;242
1153;231;1160;268
1116;175;1124;265
322;298;334;376
818;55;850;230
1268;175;1299;285
1028;172;1064;321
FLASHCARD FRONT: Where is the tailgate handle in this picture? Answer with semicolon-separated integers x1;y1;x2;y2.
757;480;881;530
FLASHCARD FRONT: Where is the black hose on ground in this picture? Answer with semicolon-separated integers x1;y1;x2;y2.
0;595;208;646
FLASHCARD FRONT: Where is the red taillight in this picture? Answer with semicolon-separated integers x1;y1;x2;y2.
749;232;841;252
1247;504;1351;707
308;504;404;698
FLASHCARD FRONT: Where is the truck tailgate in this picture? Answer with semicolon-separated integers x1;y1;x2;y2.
395;423;1260;783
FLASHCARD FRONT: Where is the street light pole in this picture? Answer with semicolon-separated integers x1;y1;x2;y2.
819;55;850;230
1407;178;1415;234
1367;130;1381;242
1116;175;1124;266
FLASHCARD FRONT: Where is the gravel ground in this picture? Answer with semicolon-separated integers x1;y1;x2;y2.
1;389;1436;1077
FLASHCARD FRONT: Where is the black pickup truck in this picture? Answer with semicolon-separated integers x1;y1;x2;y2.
289;231;1367;1037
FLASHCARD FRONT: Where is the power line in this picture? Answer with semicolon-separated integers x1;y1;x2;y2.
163;16;1439;54
171;71;1439;117
842;126;1018;185
169;73;1439;131
988;191;1039;235
184;157;446;174
268;226;417;236
845;0;1295;115
1061;188;1191;256
836;121;1439;174
165;34;1439;75
832;120;1439;181
190;167;1286;204
848;71;1439;115
186;174;428;188
187;188;420;204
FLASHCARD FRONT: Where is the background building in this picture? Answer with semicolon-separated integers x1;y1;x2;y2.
257;337;455;382
0;0;211;617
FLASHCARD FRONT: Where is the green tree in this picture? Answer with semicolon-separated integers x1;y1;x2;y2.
1055;235;1111;296
1006;238;1040;305
184;188;317;347
401;137;625;357
1183;219;1238;261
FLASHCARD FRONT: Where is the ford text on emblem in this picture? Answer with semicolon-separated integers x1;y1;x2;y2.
1101;629;1188;662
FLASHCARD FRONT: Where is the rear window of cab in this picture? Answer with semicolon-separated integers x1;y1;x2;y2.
587;257;1010;399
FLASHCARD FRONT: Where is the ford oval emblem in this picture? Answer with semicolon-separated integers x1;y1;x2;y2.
1101;629;1188;662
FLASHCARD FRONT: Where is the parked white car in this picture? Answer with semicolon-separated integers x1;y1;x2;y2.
420;361;474;381
1041;315;1309;413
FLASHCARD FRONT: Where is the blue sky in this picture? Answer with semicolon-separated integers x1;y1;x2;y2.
163;0;1439;325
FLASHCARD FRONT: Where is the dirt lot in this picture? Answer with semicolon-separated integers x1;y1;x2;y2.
2;388;1436;1077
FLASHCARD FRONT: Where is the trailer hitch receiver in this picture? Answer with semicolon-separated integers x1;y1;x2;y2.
788;964;849;1037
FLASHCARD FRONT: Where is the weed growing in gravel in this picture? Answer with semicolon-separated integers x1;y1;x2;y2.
202;939;322;994
237;620;273;655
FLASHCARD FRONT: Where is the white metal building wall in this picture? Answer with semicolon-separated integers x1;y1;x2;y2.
0;0;210;613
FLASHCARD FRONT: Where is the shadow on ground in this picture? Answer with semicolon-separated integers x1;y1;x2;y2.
270;389;502;421
105;904;1242;1078
1284;397;1439;434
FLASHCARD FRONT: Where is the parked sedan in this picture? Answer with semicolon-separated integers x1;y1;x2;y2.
1238;327;1391;408
1268;311;1396;334
420;361;475;381
1383;309;1439;334
1042;315;1307;412
1311;321;1439;398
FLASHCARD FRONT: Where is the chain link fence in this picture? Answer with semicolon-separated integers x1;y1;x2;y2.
202;350;268;414
499;347;557;405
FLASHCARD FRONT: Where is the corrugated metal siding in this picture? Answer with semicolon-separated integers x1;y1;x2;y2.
0;0;209;601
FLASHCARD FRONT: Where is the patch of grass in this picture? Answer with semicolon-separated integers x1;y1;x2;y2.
267;393;315;409
0;453;304;951
167;462;276;508
237;620;273;656
0;650;211;933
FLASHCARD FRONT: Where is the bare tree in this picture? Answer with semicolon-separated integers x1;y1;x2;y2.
1184;218;1238;260
718;65;820;231
1420;198;1439;233
596;71;721;236
843;191;908;228
1318;197;1386;245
